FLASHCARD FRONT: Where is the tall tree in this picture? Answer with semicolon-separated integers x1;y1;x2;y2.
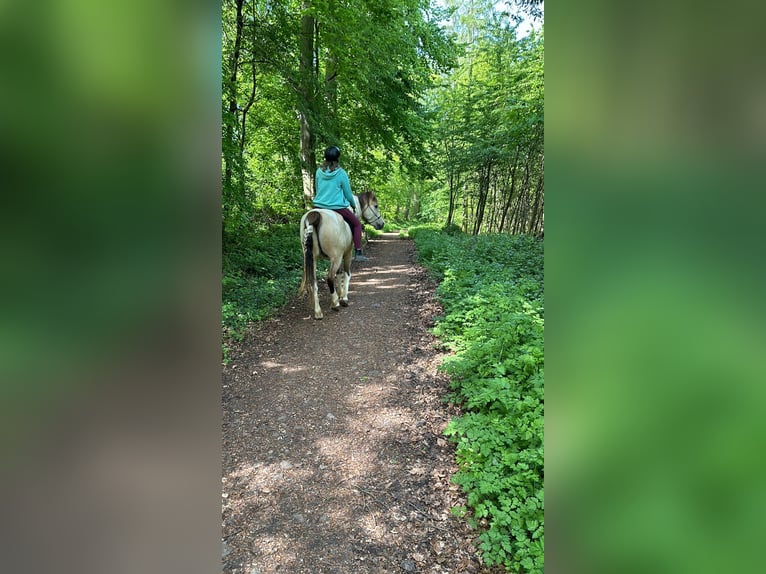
297;0;317;205
221;0;455;233
222;0;245;231
427;6;543;235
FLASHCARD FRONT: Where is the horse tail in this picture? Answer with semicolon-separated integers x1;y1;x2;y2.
299;211;320;296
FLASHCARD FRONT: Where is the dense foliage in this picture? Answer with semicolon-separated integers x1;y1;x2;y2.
222;225;303;345
221;0;542;237
222;0;456;238
412;227;544;572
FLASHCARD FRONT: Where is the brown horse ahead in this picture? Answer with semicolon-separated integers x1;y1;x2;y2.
299;191;384;319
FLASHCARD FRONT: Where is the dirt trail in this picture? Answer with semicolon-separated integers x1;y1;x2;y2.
222;233;498;574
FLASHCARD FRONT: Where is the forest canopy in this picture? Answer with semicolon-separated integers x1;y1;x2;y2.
222;0;543;238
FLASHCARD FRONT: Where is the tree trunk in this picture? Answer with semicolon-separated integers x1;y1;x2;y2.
487;170;502;233
462;181;469;233
446;169;459;227
323;1;339;143
509;155;531;234
514;156;532;233
493;165;510;232
444;137;459;228
240;1;258;161
298;110;315;206
529;152;544;234
498;147;519;232
223;0;245;196
298;2;317;207
473;160;492;235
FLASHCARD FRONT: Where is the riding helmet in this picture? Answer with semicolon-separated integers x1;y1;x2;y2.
324;146;341;162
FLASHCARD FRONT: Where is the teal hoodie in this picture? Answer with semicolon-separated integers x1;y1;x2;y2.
313;167;354;210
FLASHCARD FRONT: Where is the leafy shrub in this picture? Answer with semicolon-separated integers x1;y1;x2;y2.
222;224;304;349
442;222;463;235
414;229;544;573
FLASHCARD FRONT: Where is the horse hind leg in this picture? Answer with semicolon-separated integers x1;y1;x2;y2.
327;259;341;311
302;215;323;319
312;279;323;319
339;250;352;307
310;250;323;320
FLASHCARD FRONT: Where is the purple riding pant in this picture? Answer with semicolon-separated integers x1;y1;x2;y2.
334;207;363;250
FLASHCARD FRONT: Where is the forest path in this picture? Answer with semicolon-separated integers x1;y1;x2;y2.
222;233;498;574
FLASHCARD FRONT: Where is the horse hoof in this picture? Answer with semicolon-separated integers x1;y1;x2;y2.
314;313;323;320
331;306;340;312
340;300;348;307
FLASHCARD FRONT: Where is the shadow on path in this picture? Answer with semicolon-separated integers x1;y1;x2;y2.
222;233;496;574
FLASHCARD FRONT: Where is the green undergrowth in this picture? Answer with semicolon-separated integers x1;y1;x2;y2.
222;224;305;356
411;226;544;573
364;223;385;238
370;219;412;237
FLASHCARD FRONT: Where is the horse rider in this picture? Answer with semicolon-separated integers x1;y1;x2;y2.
313;146;369;262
